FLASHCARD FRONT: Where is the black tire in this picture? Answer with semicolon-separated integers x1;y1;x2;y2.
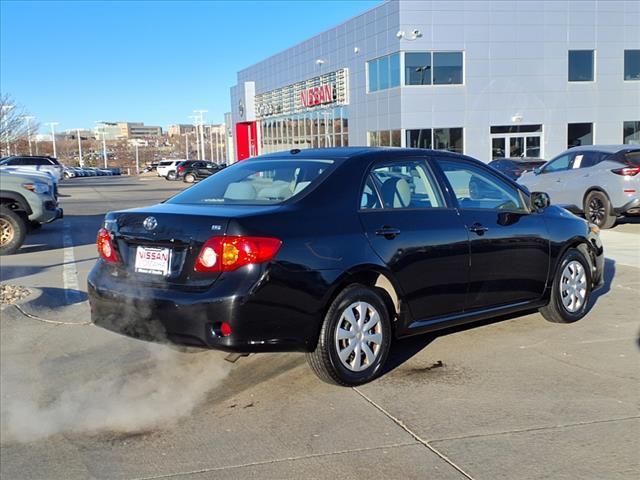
29;221;42;232
184;173;196;183
306;284;392;386
540;248;592;324
166;171;176;181
0;206;27;256
584;191;615;229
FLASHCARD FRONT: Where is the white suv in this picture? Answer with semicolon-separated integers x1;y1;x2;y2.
0;156;64;182
157;160;183;179
518;145;640;228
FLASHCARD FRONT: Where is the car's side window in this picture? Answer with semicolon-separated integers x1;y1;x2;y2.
572;151;606;169
439;160;527;212
542;154;572;173
362;160;443;210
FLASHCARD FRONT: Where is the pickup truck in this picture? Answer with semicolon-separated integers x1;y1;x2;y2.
0;171;63;255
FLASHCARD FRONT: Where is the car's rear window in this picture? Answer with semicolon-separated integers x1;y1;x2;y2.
622;150;640;166
168;158;335;205
159;161;173;166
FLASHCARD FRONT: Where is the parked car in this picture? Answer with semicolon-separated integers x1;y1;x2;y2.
518;145;640;228
0;156;64;181
176;160;222;183
157;160;184;179
88;148;604;386
0;171;63;255
488;157;546;180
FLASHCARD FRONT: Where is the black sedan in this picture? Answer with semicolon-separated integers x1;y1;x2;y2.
488;157;546;180
88;148;604;386
176;160;222;183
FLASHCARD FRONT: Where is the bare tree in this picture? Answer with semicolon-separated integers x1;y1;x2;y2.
0;93;40;156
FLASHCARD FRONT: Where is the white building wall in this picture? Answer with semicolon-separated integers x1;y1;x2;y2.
231;0;640;162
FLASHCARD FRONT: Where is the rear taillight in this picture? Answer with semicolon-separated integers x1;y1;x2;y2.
178;165;185;173
611;166;640;176
97;228;119;263
194;236;282;273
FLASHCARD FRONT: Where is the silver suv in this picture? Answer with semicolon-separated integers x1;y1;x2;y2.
518;145;640;228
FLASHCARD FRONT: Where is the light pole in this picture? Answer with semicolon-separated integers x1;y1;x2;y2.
194;110;207;161
135;142;140;174
2;105;15;156
208;125;215;163
189;116;200;160
95;121;108;167
45;122;59;158
75;128;83;166
22;115;34;155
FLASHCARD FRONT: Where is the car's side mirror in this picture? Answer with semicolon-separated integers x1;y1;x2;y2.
533;167;542;175
531;191;550;211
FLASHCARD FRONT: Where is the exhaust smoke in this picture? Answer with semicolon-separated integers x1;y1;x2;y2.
0;342;230;444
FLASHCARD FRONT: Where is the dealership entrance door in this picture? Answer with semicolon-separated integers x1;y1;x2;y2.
490;124;543;159
235;121;257;161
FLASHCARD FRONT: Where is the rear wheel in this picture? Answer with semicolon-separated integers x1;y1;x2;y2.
306;285;391;386
0;206;27;256
184;173;196;183
540;249;592;324
584;191;615;229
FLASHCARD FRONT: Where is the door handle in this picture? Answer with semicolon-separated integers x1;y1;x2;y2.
468;223;489;235
375;226;401;239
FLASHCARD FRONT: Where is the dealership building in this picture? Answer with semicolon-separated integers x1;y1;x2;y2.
230;0;640;162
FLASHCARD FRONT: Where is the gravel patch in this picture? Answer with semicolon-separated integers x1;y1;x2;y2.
0;284;32;305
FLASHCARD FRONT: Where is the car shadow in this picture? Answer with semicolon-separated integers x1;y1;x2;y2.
17;213;105;253
0;257;97;282
27;287;88;308
381;260;615;378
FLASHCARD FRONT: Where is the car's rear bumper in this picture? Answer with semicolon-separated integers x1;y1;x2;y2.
615;197;640;216
88;262;340;353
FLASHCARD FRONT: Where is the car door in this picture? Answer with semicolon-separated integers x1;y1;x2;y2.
358;158;470;323
434;156;549;310
526;152;575;205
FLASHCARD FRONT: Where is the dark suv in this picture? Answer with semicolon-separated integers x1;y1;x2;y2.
176;160;221;183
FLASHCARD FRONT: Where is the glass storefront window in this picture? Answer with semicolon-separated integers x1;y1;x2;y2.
405;52;431;85
407;129;432;148
624;50;640;81
434;127;464;153
368;130;402;147
367;53;401;92
568;50;594;82
623;121;640;144
433;52;464;85
567;123;593;148
259;107;348;154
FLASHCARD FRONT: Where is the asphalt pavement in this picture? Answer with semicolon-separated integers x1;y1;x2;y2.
1;175;638;480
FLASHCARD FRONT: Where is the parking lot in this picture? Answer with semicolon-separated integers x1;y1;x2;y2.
1;175;638;480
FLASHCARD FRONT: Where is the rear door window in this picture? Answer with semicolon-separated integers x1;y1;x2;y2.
362;160;443;210
572;151;607;169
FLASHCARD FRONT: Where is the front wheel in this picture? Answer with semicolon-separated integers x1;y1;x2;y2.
184;173;196;183
0;206;27;256
540;249;592;324
166;171;176;181
306;285;391;386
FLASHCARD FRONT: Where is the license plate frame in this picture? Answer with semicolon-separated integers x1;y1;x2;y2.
134;246;171;276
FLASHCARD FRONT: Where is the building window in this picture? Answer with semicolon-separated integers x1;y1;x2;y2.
568;123;593;148
624;121;640;144
404;51;463;85
405;52;431;85
259;107;348;154
368;130;401;147
624;50;640;81
406;128;464;153
433;52;464;85
568;50;594;82
367;53;400;92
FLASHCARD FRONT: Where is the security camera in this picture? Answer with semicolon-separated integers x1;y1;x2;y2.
396;30;405;39
412;29;422;38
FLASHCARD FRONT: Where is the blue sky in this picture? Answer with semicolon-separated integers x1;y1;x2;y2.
0;0;379;132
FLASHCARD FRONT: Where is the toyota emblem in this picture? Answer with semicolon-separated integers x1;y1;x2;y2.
143;216;157;231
